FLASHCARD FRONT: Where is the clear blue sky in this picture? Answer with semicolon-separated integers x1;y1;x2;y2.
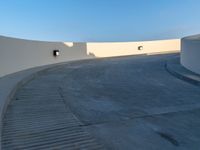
0;0;200;42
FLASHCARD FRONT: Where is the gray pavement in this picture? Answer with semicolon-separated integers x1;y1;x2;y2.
166;57;200;86
2;53;200;150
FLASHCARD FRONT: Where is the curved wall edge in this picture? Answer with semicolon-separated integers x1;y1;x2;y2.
0;35;180;77
181;35;200;75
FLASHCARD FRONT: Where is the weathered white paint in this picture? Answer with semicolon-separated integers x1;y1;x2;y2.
0;35;180;77
181;35;200;75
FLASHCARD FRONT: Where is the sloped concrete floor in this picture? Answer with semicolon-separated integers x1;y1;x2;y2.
3;53;200;150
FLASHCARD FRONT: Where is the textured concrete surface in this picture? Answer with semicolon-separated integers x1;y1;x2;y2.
2;53;200;150
2;62;104;150
0;64;58;150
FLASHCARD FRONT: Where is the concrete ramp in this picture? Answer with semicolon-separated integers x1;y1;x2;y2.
2;53;200;150
2;68;104;149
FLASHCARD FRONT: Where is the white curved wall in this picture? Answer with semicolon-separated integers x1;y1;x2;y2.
0;35;180;77
0;36;92;77
181;35;200;75
87;39;180;57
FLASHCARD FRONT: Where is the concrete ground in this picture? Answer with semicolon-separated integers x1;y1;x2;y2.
166;57;200;85
2;53;200;150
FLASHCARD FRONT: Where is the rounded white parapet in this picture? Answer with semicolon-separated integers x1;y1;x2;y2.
0;35;180;77
181;35;200;75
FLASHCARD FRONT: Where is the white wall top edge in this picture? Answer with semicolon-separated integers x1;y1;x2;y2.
182;34;200;40
0;35;179;43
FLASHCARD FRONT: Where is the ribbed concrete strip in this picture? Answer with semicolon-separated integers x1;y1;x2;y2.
2;68;104;150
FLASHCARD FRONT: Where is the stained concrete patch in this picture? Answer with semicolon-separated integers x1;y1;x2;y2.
84;119;181;150
156;131;179;146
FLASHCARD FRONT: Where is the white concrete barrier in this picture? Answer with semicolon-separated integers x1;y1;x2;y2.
87;39;180;57
181;35;200;75
0;36;93;77
0;35;180;77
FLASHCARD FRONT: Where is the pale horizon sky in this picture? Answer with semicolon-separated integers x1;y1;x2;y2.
0;0;200;42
